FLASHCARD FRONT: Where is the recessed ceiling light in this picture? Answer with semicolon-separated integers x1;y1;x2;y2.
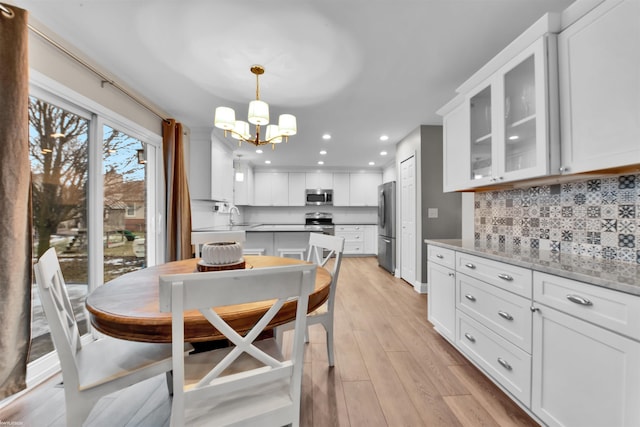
369;161;375;166
319;150;327;155
380;151;387;156
318;161;324;165
508;135;519;140
256;149;263;154
322;134;331;140
264;160;271;164
379;135;389;141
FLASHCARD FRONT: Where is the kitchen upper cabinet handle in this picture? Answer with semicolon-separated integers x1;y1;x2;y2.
498;311;513;321
465;263;476;269
464;333;476;343
497;357;512;371
448;272;455;278
497;273;513;281
464;294;476;302
436;254;444;259
566;294;593;306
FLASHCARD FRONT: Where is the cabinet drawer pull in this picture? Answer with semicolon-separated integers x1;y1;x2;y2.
497;357;512;371
464;294;476;302
464;333;476;343
566;294;593;306
497;273;513;281
465;263;476;269
448;272;455;278
436;254;444;259
498;311;513;321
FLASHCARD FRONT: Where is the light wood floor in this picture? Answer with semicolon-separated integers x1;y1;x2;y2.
0;256;539;426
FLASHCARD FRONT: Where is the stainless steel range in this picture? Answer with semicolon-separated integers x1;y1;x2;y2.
304;212;335;236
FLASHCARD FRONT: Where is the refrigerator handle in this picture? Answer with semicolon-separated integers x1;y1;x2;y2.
379;189;385;228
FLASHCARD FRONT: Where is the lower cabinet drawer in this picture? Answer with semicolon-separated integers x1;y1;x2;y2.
457;311;532;406
457;272;532;353
344;242;364;254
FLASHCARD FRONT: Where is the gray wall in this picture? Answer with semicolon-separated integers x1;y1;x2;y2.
420;125;462;282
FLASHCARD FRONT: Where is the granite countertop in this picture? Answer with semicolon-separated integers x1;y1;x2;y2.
425;239;640;297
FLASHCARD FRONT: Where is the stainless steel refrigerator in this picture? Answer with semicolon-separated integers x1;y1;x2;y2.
377;181;396;274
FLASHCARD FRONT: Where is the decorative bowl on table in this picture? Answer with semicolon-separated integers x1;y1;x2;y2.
197;241;245;271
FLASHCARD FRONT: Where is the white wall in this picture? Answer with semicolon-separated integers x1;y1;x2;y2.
28;29;163;135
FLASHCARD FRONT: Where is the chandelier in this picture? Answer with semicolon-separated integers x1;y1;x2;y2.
214;65;297;149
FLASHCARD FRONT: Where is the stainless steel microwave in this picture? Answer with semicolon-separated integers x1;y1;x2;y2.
305;189;333;206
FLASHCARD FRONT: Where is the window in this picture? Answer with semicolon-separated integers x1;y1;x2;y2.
27;82;162;385
29;95;90;363
103;125;147;283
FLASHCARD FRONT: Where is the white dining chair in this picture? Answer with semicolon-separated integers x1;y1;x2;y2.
191;230;246;258
34;247;183;427
275;233;345;367
159;263;316;427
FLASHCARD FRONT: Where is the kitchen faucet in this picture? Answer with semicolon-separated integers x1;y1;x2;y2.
229;205;240;226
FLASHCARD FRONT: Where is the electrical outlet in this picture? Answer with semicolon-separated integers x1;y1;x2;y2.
428;208;438;218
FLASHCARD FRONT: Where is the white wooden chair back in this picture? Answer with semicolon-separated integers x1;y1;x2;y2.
159;263;316;426
306;233;345;309
191;230;246;258
34;247;82;388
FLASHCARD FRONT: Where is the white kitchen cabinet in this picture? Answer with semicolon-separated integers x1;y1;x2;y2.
189;137;233;202
305;172;333;189
465;36;559;187
335;225;364;254
558;0;640;174
288;173;306;206
233;162;253;206
332;173;350;206
427;244;640;424
253;172;288;206
363;225;377;255
441;100;471;192
210;141;234;202
531;272;640;427
349;173;382;206
427;246;457;342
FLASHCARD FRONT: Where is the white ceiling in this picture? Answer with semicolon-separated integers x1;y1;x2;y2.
14;0;574;170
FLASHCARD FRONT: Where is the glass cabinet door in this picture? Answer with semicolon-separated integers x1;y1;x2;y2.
503;54;537;173
469;86;493;181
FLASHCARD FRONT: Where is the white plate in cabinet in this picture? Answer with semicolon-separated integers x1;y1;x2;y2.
531;305;640;427
457;311;532;405
457;272;532;353
455;252;532;298
533;271;640;342
427;245;455;269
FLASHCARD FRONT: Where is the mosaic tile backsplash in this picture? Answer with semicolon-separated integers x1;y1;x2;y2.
474;174;640;265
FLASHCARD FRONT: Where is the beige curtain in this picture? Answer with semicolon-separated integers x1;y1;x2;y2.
163;119;192;261
0;3;31;399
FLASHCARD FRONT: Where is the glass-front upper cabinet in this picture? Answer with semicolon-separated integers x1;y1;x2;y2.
466;36;559;187
469;85;493;182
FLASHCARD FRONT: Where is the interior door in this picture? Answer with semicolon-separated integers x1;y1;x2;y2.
400;156;416;285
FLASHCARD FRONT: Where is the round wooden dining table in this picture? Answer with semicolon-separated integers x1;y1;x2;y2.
85;256;331;343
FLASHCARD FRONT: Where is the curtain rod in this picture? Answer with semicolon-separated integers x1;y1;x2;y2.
25;21;170;123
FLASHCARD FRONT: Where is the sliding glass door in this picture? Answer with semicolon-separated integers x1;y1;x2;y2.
28;92;160;374
29;95;91;363
102;125;147;283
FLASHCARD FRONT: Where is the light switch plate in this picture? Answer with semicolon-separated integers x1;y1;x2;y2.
428;208;438;218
